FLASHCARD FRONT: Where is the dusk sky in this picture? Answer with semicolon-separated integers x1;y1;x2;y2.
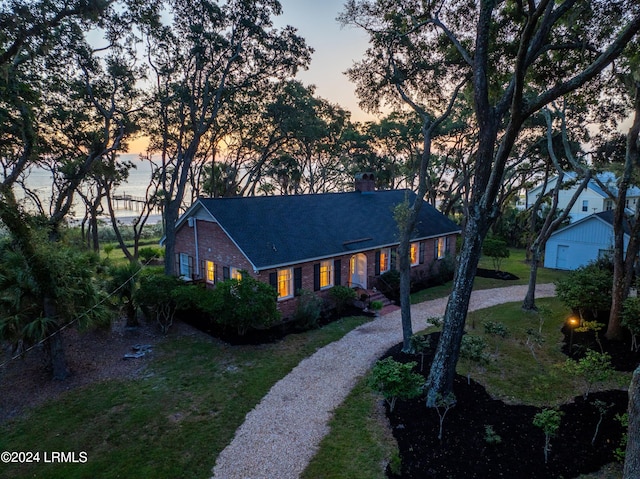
275;0;376;122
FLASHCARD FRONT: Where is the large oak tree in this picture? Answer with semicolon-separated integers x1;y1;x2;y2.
343;0;640;405
143;0;311;276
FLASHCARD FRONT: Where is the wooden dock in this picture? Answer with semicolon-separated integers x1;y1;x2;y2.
112;194;161;213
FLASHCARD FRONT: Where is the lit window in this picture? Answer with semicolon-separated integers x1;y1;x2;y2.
277;268;293;299
231;267;243;280
206;261;215;284
380;248;391;273
436;238;446;259
320;260;333;289
410;243;419;266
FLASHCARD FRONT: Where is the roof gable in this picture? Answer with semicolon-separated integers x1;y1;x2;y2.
550;210;633;239
193;190;460;270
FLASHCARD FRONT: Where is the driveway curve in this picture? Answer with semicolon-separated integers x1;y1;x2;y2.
212;284;556;479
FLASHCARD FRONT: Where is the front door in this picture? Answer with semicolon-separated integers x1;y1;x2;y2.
556;245;569;270
350;253;367;288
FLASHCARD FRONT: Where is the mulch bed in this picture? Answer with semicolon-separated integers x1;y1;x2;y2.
382;333;632;479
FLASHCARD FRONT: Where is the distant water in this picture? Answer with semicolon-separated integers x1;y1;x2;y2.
13;154;163;225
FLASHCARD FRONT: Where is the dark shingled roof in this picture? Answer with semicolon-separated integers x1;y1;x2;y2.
196;189;460;270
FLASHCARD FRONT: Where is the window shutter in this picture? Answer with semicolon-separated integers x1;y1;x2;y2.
188;255;194;278
313;263;321;291
390;248;397;270
419;242;425;264
200;260;205;280
294;267;302;296
175;254;180;276
223;266;230;280
434;239;438;259
374;251;381;275
269;272;277;290
334;259;341;285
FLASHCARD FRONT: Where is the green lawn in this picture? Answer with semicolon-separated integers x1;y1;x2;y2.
305;252;623;479
306;298;631;478
411;247;569;302
0;249;596;479
0;316;371;479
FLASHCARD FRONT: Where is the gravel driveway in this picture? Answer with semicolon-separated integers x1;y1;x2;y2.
211;284;556;479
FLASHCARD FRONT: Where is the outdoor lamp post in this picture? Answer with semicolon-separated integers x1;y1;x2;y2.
568;316;580;352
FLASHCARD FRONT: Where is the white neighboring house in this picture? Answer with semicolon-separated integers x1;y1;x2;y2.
544;210;631;270
526;172;640;223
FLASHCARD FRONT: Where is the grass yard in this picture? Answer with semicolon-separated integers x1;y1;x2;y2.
306;297;631;478
305;252;622;478
0;316;371;479
411;247;569;303
0;248;593;479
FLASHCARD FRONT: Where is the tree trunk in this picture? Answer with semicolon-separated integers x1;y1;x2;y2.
125;299;139;328
398;233;414;352
44;297;70;381
163;198;181;276
522;248;541;311
608;261;627;341
607;85;640;340
425;216;484;406
624;365;640;478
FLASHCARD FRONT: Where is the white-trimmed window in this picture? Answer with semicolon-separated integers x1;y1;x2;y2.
435;237;446;259
320;260;333;289
277;268;293;299
410;242;419;266
205;261;215;284
380;248;391;273
179;253;192;279
582;200;589;212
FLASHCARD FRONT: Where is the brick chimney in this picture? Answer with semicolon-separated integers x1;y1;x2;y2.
354;172;376;193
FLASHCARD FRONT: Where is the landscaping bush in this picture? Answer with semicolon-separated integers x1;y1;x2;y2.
482;237;510;272
533;409;563;464
134;271;183;333
369;357;424;412
139;246;164;262
555;262;613;320
172;283;217;318
378;269;400;301
428;252;455;285
329;285;358;314
622;295;640;351
210;274;280;335
293;289;325;330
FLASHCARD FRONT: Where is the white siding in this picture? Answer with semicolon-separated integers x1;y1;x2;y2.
560;188;605;222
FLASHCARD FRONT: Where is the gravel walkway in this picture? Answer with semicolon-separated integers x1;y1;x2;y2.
211;284;556;479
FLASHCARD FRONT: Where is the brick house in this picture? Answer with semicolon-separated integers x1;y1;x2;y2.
171;174;460;318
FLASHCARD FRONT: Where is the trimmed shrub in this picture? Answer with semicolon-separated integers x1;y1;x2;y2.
210;274;280;335
482;237;510;272
369;357;424;412
329;285;357;314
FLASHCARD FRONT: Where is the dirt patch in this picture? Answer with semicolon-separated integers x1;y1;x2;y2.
0;318;196;424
